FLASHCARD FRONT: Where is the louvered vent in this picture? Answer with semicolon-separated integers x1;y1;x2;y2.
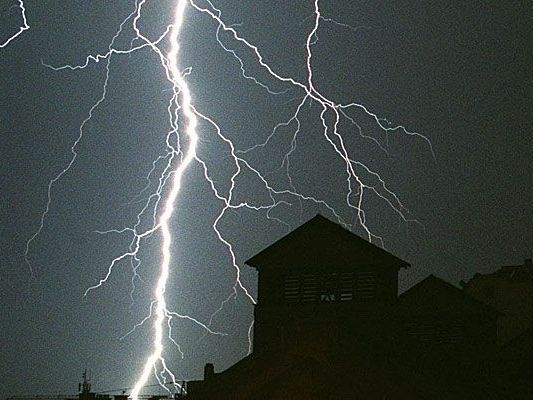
301;274;319;302
339;272;354;301
356;271;377;299
283;276;300;303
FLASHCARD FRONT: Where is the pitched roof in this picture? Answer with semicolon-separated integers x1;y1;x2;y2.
395;275;498;317
245;214;410;271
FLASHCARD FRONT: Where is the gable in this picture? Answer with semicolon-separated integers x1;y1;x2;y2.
245;215;409;272
395;275;498;317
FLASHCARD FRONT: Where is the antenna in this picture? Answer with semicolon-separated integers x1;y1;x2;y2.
81;369;91;394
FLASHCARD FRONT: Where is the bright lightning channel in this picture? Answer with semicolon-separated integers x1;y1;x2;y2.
0;0;29;48
22;0;434;398
128;1;199;398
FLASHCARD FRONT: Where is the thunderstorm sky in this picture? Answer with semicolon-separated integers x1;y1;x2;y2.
1;0;531;397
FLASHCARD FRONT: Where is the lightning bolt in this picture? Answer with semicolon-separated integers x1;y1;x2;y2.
128;1;201;397
0;0;29;48
21;0;433;398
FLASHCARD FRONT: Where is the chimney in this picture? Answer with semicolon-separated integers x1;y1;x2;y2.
204;363;215;381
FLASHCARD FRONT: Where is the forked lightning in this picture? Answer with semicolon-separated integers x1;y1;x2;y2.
1;0;29;48
18;0;432;397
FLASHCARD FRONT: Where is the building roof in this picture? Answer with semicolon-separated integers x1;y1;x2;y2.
462;259;533;342
462;259;533;289
245;214;410;271
395;275;498;317
186;325;470;400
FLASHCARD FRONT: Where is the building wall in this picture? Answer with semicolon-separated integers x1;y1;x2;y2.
254;265;398;351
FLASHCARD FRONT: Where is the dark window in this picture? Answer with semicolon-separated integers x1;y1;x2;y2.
320;273;337;301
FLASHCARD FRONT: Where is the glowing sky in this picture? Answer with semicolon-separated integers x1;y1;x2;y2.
1;1;531;397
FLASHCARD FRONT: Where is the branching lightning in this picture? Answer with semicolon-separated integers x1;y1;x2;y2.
0;0;29;48
20;0;433;398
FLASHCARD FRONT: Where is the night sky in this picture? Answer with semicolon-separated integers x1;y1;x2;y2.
1;0;531;398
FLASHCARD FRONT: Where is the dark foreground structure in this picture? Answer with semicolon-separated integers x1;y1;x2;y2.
185;215;533;399
7;216;532;399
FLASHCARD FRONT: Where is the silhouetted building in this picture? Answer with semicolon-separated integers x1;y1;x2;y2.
393;275;497;349
8;217;530;399
246;214;409;351
460;259;533;398
186;215;505;399
462;259;533;343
